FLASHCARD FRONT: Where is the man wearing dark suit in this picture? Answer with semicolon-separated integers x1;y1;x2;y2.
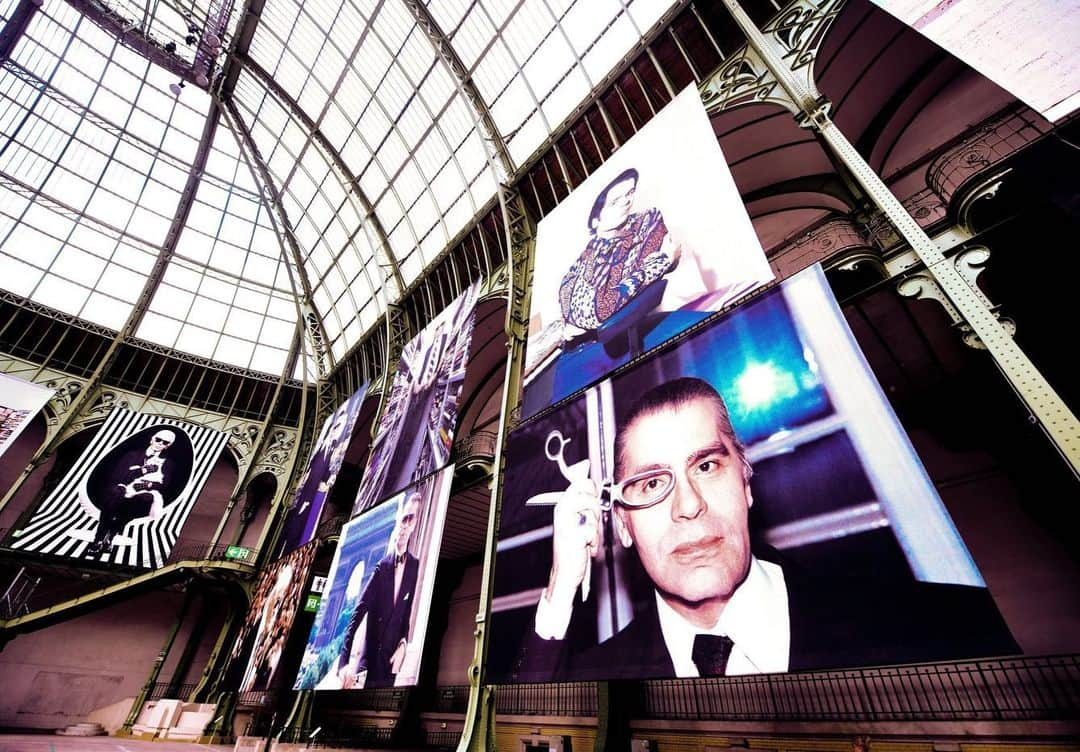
517;377;1018;681
87;429;176;556
339;491;421;688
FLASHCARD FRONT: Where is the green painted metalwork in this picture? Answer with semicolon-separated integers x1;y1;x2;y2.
456;183;535;752
120;589;195;734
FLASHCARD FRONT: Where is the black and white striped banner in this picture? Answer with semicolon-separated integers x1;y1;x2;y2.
10;408;229;568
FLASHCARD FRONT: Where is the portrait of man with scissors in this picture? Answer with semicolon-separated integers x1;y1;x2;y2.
490;273;1018;683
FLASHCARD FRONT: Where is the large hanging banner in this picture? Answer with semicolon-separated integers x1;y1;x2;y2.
870;0;1080;122
278;382;370;556
0;372;53;459
295;465;453;690
10;408;229;568
352;280;480;515
224;541;319;692
521;85;773;418
488;265;1018;683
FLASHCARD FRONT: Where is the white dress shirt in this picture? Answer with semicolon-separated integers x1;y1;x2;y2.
655;556;790;676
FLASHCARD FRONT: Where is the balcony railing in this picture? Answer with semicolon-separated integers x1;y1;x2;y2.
640;655;1080;722
494;681;598;716
452;430;497;464
280;725;394;747
165;540;259;566
237;689;279;708
146;681;198;701
420;656;1079;722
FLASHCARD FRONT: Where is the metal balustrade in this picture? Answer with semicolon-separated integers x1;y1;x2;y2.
494;681;599;716
425;730;463;749
165;540;259;565
145;681;198;701
640;655;1080;722
418;656;1079;722
452;430;498;463
315;513;347;540
280;725;394;747
237;689;279;708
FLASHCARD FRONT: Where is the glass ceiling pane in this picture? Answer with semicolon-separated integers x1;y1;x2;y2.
432;0;676;165
2;0;682;378
241;0;502;355
137;121;297;373
0;0;212;333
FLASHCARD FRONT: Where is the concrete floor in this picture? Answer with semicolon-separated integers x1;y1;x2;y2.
0;736;234;752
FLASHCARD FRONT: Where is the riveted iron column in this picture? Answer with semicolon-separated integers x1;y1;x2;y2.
714;0;1079;475
121;588;195;735
456;184;535;752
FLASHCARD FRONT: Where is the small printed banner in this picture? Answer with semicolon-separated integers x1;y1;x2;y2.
0;372;54;459
352;280;480;514
297;466;454;690
224;542;319;692
278;382;369;555
10;407;228;568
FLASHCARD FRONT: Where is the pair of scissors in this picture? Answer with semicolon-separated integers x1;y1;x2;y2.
525;430;604;601
524;430;597;507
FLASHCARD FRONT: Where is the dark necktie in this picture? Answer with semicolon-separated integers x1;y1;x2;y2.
691;634;735;677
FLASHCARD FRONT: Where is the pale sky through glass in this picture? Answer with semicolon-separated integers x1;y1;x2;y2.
0;0;675;375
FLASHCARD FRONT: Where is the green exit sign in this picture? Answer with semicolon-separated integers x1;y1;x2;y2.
224;545;251;561
304;594;321;613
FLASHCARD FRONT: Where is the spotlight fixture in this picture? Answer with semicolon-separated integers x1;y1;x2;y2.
164;41;176;53
168;80;185;96
185;34;197;45
188;23;200;34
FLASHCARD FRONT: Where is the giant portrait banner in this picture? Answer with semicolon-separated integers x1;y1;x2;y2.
870;0;1080;122
224;541;318;692
295;465;453;690
278;382;370;556
521;85;773;418
489;265;1017;683
352;279;479;515
10;408;229;568
0;372;53;459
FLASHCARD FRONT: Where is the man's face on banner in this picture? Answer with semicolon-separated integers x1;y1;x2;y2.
392;494;421;556
613;396;753;621
148;429;176;456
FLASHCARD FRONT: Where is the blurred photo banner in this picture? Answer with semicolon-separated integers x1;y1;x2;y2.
278;382;370;555
10;408;229;568
225;541;318;692
870;0;1080;122
0;372;53;459
521;85;773;418
296;466;454;690
352;279;480;514
489;265;1017;683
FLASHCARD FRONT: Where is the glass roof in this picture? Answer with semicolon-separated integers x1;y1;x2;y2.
0;0;676;377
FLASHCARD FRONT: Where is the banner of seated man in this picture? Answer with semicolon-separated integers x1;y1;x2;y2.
352;279;480;515
0;372;53;459
296;466;453;690
224;540;318;693
488;265;1018;683
278;382;370;556
9;407;228;568
520;85;774;419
